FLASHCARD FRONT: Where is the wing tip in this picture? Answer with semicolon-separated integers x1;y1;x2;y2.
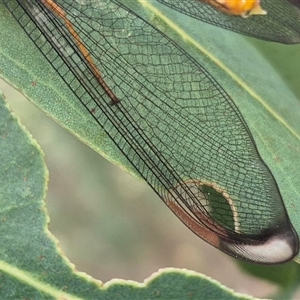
222;225;299;264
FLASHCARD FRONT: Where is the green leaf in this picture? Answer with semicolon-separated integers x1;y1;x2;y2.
0;92;99;298
238;261;300;299
2;0;300;256
1;92;260;299
247;37;300;100
149;2;300;233
1;0;300;281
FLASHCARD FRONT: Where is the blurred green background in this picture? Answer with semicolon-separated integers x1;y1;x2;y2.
1;78;299;298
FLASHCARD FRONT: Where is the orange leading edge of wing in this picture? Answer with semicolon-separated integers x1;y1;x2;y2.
41;0;119;104
203;0;267;17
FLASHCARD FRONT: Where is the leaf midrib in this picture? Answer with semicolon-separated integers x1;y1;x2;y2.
139;0;300;142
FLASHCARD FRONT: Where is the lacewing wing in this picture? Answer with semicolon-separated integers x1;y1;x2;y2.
3;0;299;264
158;0;300;43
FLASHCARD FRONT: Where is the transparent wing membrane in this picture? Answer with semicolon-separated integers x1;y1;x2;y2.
158;0;300;44
3;0;299;263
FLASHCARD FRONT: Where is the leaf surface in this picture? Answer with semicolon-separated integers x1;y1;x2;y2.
0;97;256;298
0;0;300;261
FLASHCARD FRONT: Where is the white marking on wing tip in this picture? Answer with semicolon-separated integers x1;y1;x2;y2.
225;235;294;263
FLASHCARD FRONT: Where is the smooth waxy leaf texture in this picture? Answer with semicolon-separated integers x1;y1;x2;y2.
0;93;261;299
0;0;300;283
1;1;295;262
1;0;300;298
